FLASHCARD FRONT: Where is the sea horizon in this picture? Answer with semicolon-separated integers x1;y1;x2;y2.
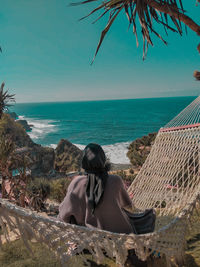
14;95;198;105
11;96;197;164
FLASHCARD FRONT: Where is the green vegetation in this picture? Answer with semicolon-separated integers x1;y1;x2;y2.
26;177;71;206
0;82;15;120
0;240;61;267
0;113;33;147
75;1;200;65
0;135;15;166
185;210;200;266
54;139;82;174
1;226;200;267
49;177;71;203
0;240;116;267
27;178;51;211
28;178;51;201
127;133;157;168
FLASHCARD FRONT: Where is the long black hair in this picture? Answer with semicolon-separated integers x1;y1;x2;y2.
82;143;110;213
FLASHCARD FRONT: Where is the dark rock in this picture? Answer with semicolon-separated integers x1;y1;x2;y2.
27;145;55;176
14;145;55;177
54;139;83;173
16;120;32;132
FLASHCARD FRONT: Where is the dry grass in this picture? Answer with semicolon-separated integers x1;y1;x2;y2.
0;240;60;267
0;239;117;267
185;210;200;266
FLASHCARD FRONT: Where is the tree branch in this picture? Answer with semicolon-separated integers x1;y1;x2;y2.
146;0;200;35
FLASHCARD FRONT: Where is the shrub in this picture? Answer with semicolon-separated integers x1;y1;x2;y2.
0;239;61;267
27;178;51;211
127;132;157;168
49;178;71;203
27;178;51;201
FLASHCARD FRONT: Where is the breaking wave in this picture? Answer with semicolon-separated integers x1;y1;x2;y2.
17;115;57;141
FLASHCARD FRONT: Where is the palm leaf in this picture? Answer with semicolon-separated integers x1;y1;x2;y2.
0;82;15;119
91;6;123;64
71;0;190;61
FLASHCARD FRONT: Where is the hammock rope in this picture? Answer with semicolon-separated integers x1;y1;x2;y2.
161;96;200;131
1;96;200;266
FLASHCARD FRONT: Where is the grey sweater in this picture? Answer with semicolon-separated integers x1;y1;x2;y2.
58;174;133;234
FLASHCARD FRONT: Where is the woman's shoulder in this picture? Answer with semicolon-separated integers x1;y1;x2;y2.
108;174;123;185
67;175;87;191
70;175;87;185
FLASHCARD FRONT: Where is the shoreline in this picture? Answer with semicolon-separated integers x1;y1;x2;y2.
10;97;196;166
110;163;132;171
13;114;131;165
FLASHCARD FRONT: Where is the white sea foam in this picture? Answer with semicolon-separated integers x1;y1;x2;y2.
103;142;131;164
17;116;130;164
75;142;131;164
50;144;57;149
17;115;57;140
49;142;130;164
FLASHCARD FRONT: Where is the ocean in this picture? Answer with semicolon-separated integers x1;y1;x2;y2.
11;96;196;164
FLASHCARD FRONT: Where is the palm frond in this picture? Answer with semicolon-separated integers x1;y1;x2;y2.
0;82;15;119
72;0;195;61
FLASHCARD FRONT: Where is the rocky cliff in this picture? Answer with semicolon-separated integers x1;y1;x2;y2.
16;120;33;132
54;139;83;173
7;112;18;120
0;114;55;176
0;114;34;147
6;112;33;132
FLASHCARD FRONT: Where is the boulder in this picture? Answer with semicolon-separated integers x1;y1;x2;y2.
54;139;83;173
16;120;33;132
27;145;55;176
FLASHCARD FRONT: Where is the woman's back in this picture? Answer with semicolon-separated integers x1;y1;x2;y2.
58;143;147;267
58;174;133;234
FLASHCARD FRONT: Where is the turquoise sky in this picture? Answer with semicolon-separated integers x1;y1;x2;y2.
0;0;199;103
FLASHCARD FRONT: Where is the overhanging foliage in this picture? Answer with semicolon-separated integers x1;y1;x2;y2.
71;0;200;62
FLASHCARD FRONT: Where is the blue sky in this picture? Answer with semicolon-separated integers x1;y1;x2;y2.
0;0;199;103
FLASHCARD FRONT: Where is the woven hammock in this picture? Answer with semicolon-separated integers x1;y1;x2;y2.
1;96;200;267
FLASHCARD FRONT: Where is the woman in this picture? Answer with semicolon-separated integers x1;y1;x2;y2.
58;143;133;233
58;143;148;266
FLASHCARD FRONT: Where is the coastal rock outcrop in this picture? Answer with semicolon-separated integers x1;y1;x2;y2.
27;146;55;176
127;132;157;169
7;112;18;120
6;112;33;132
16;120;33;132
0;114;55;176
0;114;34;147
54;139;83;173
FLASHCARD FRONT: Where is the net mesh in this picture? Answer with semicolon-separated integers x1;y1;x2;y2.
162;96;200;130
128;126;200;228
1;96;200;266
